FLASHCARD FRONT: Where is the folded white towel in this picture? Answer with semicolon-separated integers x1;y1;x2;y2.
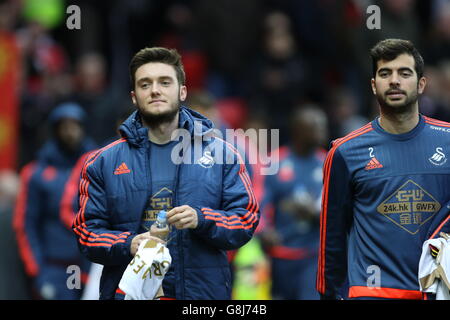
418;235;450;300
119;239;171;300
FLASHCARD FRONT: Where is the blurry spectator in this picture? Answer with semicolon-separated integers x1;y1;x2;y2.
351;0;422;59
283;0;343;62
193;0;263;97
156;2;208;91
0;170;30;299
16;19;69;95
187;90;225;129
60;106;135;301
13;102;96;299
424;0;450;66
419;64;450;122
259;105;328;300
17;17;73;167
245;11;311;144
375;0;421;46
327;87;369;141
70;52;129;146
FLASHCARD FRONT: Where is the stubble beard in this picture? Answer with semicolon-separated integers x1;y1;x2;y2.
377;88;419;116
138;99;181;128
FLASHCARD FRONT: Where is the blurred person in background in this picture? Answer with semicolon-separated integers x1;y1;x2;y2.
13;102;96;299
193;0;262;98
244;10;311;145
17;16;73;167
0;170;29;299
186;90;226;130
70;52;131;147
259;105;328;300
326;87;369;141
424;0;450;66
418;63;450;122
59;107;134;300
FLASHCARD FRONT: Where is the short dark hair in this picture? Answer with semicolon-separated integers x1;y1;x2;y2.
370;39;424;79
129;47;186;88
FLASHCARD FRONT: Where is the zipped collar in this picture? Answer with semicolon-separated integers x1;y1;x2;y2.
118;106;215;147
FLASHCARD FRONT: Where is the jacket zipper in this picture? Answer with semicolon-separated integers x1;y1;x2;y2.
173;162;183;299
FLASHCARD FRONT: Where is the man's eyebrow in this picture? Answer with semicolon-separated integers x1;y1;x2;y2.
398;67;414;72
136;77;151;83
377;67;391;73
377;67;414;73
137;75;174;83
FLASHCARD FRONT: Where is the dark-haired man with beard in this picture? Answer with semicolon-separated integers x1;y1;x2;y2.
317;39;450;300
72;47;259;300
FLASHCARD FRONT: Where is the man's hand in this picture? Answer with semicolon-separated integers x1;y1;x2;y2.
258;229;282;249
130;232;164;256
167;205;198;229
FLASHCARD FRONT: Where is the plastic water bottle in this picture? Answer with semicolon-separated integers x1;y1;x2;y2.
150;210;169;241
155;210;167;228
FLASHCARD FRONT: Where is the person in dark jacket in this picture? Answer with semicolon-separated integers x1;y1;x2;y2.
259;105;328;300
72;47;260;300
14;102;96;299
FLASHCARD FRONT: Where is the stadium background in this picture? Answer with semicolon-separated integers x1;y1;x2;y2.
1;0;450;299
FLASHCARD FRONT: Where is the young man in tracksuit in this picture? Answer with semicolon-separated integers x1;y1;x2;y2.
14;103;96;299
72;47;259;300
317;39;450;300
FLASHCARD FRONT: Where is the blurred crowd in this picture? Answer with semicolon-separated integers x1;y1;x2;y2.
2;0;450;300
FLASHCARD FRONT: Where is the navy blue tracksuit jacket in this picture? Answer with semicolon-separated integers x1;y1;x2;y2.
72;107;259;299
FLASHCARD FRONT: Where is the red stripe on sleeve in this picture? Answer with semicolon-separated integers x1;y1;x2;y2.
317;124;373;294
72;139;129;248
205;138;259;230
60;152;93;230
12;162;40;277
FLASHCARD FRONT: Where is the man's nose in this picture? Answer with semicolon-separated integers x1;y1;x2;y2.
389;72;400;86
150;83;161;95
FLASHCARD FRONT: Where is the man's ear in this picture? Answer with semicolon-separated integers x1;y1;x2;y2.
179;85;187;102
370;78;377;95
418;76;427;95
131;91;137;105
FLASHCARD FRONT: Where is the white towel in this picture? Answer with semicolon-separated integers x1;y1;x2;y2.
418;235;450;300
81;263;103;300
119;239;171;300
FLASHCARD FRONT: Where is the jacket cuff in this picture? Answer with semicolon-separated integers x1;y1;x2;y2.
193;207;208;233
121;233;137;261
